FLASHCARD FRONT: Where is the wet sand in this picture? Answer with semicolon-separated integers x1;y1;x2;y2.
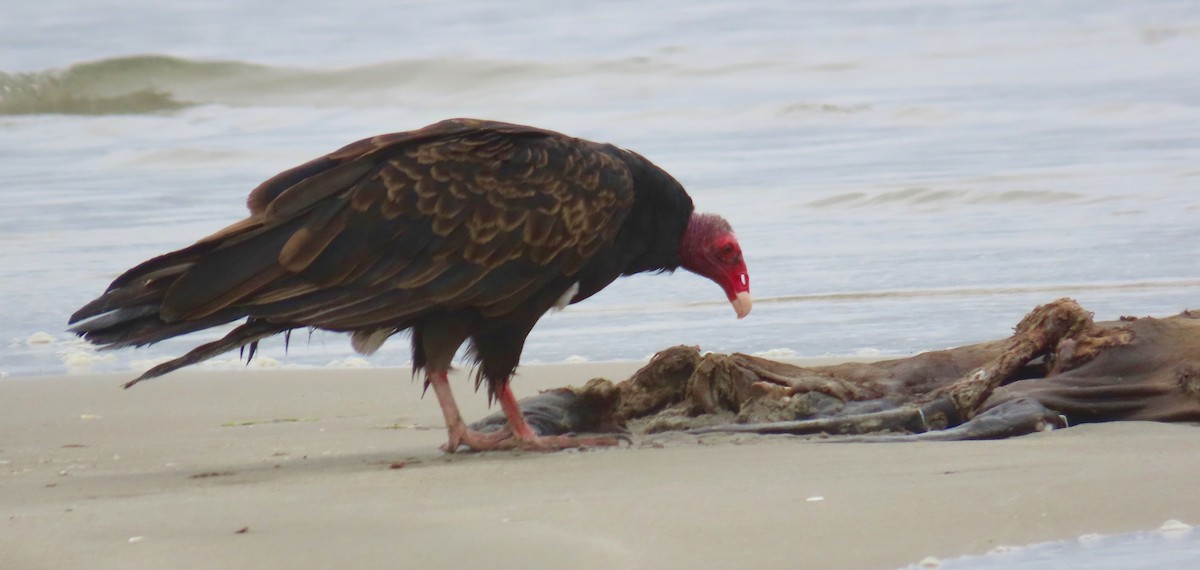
3;363;1199;569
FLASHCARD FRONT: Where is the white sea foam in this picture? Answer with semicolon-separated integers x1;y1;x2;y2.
1077;533;1104;546
200;356;284;370
129;358;174;373
905;526;1200;569
751;348;797;358
1160;519;1193;535
26;332;55;345
327;357;371;369
62;350;117;371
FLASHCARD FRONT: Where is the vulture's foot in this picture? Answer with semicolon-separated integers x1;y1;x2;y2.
441;425;513;454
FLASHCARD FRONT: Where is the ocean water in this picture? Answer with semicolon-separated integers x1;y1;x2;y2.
900;521;1199;570
2;0;1198;378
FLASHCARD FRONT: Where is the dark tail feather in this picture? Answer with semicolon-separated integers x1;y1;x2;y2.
70;305;161;335
69;219;277;348
71;240;218;325
70;285;168;326
72;307;246;349
69;267;246;349
124;319;288;388
69;238;215;345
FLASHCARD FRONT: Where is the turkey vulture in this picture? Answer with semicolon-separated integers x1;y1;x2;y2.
69;118;752;452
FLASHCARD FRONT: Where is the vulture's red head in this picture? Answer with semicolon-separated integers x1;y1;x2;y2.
679;213;752;319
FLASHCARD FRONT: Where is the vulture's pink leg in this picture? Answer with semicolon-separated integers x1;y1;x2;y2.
427;371;508;453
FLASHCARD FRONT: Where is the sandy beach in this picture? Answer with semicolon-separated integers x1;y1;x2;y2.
2;362;1198;569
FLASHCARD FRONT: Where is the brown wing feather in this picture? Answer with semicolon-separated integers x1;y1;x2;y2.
165;119;636;331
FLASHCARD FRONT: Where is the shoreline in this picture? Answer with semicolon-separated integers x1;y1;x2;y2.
3;365;1199;569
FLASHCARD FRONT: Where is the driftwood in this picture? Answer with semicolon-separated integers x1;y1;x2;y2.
472;299;1200;441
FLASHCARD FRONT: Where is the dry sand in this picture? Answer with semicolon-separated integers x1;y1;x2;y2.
2;362;1198;569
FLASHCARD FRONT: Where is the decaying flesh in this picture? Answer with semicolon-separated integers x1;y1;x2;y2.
472;299;1200;442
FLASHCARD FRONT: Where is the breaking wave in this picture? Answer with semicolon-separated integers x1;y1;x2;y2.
0;56;244;115
0;53;707;116
805;187;1089;209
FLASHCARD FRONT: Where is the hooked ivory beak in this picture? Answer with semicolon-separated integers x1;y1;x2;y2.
731;292;753;319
